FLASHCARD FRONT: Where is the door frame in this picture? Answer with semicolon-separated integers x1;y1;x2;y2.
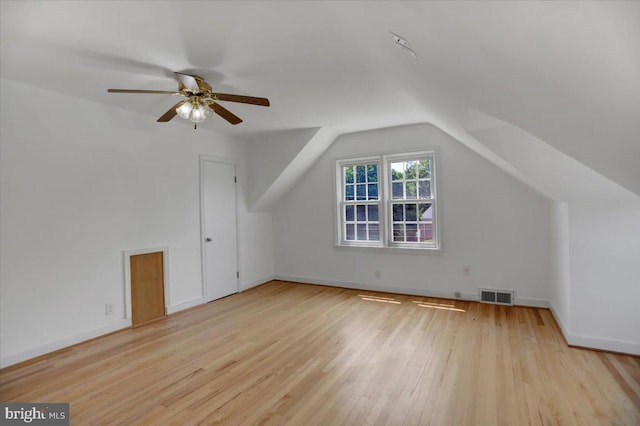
199;154;240;303
123;245;170;325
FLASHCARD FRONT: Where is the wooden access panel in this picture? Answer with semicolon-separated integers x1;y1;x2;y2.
130;252;165;327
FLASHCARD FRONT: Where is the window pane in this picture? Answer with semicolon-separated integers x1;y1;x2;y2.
357;224;367;240
405;161;417;179
406;204;417;221
367;164;378;182
393;223;405;242
393;204;404;221
356;184;366;200
345;185;354;201
346;224;355;240
368;224;380;241
356;165;366;183
406;224;418;242
367;183;378;200
392;182;403;199
345;205;354;221
418;160;430;179
391;162;404;181
419;222;433;242
418;203;433;221
406;181;417;199
357;205;367;221
418;181;431;199
368;205;379;221
345;166;354;184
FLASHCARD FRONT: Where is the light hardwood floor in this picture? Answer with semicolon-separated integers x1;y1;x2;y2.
1;281;639;425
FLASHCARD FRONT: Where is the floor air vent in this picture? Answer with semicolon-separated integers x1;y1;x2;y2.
479;289;514;306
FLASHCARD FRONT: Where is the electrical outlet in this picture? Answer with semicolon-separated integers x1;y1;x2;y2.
105;303;114;316
455;291;462;298
463;266;471;276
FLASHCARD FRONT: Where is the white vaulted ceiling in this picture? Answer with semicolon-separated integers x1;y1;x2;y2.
2;1;639;196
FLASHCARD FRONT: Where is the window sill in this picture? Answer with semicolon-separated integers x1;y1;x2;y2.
334;244;443;256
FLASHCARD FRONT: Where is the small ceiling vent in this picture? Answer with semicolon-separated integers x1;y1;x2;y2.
389;31;417;58
479;288;514;306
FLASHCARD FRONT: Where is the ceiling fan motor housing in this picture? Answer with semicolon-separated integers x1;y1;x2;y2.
178;75;212;95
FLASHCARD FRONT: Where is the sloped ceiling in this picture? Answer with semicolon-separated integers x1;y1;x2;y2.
1;1;639;196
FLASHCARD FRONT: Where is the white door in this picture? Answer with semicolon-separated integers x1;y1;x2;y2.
202;159;238;302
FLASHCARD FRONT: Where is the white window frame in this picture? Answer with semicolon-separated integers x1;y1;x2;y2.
384;151;439;250
336;150;440;251
335;157;383;248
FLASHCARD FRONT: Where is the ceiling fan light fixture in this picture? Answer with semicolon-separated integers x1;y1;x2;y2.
176;102;193;120
190;103;208;123
176;98;212;123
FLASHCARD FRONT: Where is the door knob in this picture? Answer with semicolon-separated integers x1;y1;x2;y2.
205;237;212;242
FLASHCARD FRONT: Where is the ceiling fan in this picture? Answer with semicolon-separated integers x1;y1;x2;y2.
108;72;270;128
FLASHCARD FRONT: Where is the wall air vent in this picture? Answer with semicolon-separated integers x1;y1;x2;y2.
479;288;514;306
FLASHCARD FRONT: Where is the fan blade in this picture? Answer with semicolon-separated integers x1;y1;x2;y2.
108;89;181;95
209;102;242;125
213;93;270;107
175;72;200;92
157;101;186;122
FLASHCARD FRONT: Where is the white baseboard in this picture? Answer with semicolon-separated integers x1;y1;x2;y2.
274;274;550;308
241;275;276;292
0;319;131;368
277;275;638;355
565;333;640;355
3;280;635;368
453;294;549;307
276;274;459;300
514;297;550;308
166;296;203;315
1;298;205;369
549;302;569;336
548;302;639;356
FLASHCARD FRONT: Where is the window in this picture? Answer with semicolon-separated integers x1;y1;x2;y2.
336;151;439;250
387;154;435;248
338;160;382;246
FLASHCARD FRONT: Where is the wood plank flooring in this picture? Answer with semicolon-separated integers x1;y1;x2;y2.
1;281;639;425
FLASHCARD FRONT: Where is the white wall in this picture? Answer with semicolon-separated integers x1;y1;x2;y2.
235;150;275;289
0;79;274;366
549;202;571;334
568;199;640;350
473;125;640;354
246;127;319;209
247;127;338;212
273;123;550;303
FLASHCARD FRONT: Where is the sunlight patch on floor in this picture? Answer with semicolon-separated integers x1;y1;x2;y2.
358;294;402;304
412;300;465;312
